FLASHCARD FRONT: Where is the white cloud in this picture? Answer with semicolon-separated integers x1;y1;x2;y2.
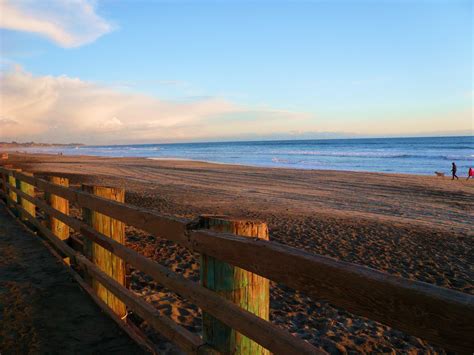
0;65;313;144
0;117;19;125
0;0;113;47
99;116;123;131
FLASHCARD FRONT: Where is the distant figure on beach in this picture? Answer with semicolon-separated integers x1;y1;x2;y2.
467;167;474;180
451;162;458;180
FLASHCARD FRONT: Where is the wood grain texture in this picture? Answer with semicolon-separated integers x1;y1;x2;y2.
1;199;203;355
17;172;35;221
200;216;270;355
7;168;20;212
82;184;127;319
188;229;474;354
1;169;190;243
5;186;317;354
79;226;320;354
48;177;70;240
0;165;11;198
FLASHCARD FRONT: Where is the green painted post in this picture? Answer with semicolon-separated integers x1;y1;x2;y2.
199;215;270;355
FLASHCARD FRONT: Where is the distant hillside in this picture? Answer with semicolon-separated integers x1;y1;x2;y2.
0;142;84;148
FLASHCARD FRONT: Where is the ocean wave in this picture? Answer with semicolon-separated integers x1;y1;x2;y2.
127;147;161;151
421;145;474;150
272;157;287;163
441;155;473;161
270;150;474;160
82;147;161;152
273;151;419;158
445;146;474;150
271;157;301;164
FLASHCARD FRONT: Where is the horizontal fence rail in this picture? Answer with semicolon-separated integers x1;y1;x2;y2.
7;201;204;354
5;183;318;354
0;166;473;354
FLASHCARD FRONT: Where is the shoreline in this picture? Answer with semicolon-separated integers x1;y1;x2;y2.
1;150;449;178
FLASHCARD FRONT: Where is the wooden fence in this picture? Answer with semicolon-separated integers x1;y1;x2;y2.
0;165;473;354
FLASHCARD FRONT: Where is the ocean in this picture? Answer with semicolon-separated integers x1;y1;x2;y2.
19;136;473;175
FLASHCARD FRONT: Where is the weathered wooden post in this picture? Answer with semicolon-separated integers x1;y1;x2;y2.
0;172;4;200
0;165;11;202
82;184;127;319
199;216;270;354
7;168;21;214
48;176;70;240
17;172;35;221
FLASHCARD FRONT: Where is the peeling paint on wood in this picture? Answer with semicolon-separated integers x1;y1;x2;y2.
200;216;270;355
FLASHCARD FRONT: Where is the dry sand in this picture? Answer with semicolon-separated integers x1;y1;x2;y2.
3;152;473;354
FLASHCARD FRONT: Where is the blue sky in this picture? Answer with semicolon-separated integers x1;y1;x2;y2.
0;0;472;144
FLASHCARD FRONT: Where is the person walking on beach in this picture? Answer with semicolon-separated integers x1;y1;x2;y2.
467;167;474;180
451;162;458;180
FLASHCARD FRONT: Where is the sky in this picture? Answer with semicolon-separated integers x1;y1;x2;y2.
0;0;472;144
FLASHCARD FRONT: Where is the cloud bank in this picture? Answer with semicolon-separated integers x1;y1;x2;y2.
0;0;112;47
1;66;470;144
0;66;313;144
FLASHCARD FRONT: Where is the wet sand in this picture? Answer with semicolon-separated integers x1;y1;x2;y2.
3;152;473;353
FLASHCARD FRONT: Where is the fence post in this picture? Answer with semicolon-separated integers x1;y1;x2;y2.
7;168;21;215
0;165;11;202
48;176;70;240
17;172;35;221
199;215;270;355
82;184;127;319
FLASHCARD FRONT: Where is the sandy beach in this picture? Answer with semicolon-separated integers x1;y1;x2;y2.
3;152;473;353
